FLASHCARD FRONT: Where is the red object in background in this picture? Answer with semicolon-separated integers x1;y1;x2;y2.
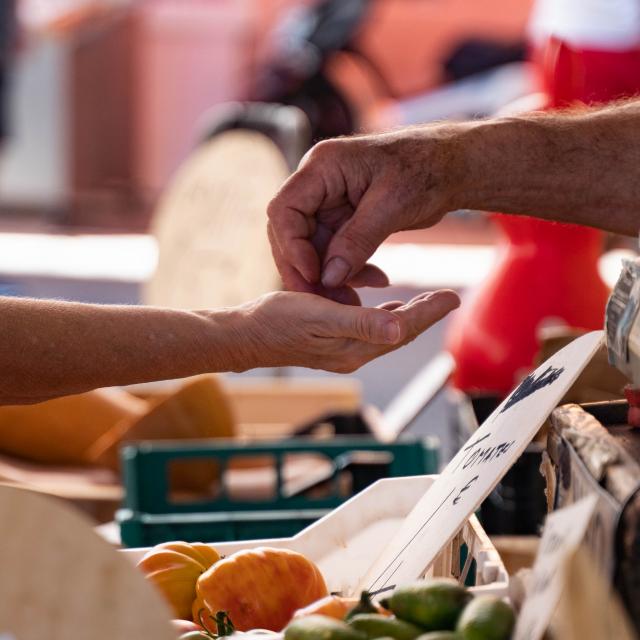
624;385;640;427
446;217;609;394
446;36;640;396
540;37;640;107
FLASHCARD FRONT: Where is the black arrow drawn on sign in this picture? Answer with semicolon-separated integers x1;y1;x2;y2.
500;366;565;414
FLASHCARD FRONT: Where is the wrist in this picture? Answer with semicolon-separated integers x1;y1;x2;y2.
452;115;557;215
446;119;507;211
201;307;260;373
398;122;476;215
425;122;475;212
366;123;472;223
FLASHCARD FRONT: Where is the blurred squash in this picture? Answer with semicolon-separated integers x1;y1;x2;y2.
0;388;147;465
138;541;220;619
86;375;236;491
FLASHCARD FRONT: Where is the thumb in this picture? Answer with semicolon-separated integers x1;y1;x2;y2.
321;187;395;289
333;305;405;345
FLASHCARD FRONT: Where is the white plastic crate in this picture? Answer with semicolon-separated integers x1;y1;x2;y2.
123;475;508;598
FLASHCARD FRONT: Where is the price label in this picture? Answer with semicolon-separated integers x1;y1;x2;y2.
360;331;603;594
514;495;598;640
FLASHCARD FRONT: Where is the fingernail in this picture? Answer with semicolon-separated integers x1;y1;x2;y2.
384;320;401;344
322;257;351;288
429;289;461;308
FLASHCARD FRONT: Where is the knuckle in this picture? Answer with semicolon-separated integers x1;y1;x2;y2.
342;228;377;257
312;138;334;155
350;313;370;341
266;197;282;221
309;138;342;163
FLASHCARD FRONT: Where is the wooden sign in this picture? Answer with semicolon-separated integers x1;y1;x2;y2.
145;129;287;310
514;495;598;640
552;546;637;640
0;484;175;640
360;331;604;594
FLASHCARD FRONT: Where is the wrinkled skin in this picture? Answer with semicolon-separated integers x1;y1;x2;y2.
268;105;640;304
267;126;463;301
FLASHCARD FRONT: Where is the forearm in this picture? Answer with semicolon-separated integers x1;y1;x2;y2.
0;297;254;404
451;101;640;236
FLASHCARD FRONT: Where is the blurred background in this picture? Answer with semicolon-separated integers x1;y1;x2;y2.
0;0;637;540
0;0;545;442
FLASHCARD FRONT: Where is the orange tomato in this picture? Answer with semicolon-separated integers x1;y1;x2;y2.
196;547;328;631
137;541;220;619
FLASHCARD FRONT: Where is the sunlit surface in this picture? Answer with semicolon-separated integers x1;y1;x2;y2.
0;233;632;291
0;233;157;282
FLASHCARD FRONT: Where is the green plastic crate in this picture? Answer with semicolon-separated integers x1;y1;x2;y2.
118;437;439;547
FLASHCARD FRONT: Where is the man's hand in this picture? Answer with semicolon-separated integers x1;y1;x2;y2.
235;289;460;373
269;102;640;302
267;126;463;302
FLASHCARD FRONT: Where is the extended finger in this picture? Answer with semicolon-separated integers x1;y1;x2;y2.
318;301;403;344
406;291;438;306
335;290;460;370
347;264;390;288
377;301;404;311
392;290;461;341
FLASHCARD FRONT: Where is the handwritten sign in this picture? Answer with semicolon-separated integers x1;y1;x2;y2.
514;495;598;640
359;331;603;593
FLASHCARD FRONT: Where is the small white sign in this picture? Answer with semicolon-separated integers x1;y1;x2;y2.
360;331;603;593
514;495;599;640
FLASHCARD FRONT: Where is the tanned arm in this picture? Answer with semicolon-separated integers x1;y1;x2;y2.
0;290;459;404
457;100;640;236
0;297;245;404
267;100;640;296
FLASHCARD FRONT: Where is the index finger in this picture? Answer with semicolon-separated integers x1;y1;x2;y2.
267;166;326;285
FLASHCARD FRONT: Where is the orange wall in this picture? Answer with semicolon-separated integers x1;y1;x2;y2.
355;0;535;97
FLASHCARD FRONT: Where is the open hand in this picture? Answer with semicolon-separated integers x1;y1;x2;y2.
235;289;460;373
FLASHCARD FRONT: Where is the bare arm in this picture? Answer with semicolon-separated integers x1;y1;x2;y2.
1;297;242;403
457;100;640;235
267;100;640;295
0;290;458;404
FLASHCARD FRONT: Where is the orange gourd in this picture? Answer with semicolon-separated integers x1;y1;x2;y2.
292;592;390;622
137;541;220;619
293;595;358;621
87;375;236;491
195;547;328;632
0;388;147;464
